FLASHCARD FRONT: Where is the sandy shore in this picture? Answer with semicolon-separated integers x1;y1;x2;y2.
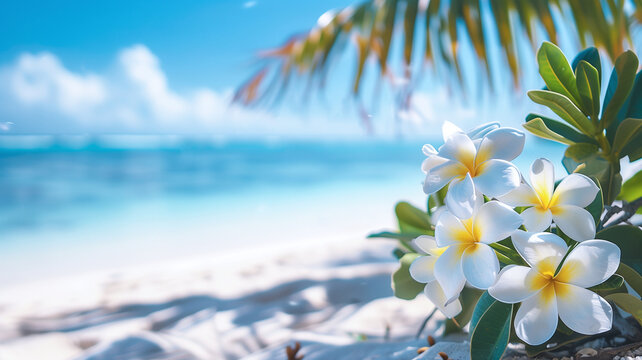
0;238;454;360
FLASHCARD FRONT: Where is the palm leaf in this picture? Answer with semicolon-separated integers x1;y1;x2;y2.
234;0;639;122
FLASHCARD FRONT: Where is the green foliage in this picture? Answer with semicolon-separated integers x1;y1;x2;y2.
613;118;642;157
525;43;642;205
617;263;642;296
571;47;602;82
575;60;601;119
528;89;594;134
537;42;582;108
618;171;642;214
469;292;513;360
391;253;424;300
596;225;642;274
602;51;639;133
395;201;432;234
606;293;642;326
588;274;624;292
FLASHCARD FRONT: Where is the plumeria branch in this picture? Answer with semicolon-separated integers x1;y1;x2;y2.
601;197;642;229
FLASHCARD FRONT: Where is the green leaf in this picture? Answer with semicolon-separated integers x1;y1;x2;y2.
571;47;602;82
602;51;639;131
537;42;582;108
606;293;642;325
618;170;642;214
625;72;642;119
617;263;642;296
588;274;624;292
367;231;422;241
523;117;575;145
469;292;513;360
621;132;642;162
613;118;642;156
576;159;621;205
564;143;599;162
392;253;425;300
596;225;642;274
470;291;495;330
395;201;431;234
575;60;601;118
528;90;594;134
525;114;597;144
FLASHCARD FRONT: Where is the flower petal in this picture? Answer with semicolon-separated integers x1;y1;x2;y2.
474;159;521;198
438;132;476;169
529;158;555;208
423;280;462;318
435;211;471;247
489;265;546;303
413;235;438;254
551;205;596;241
445;173;477;219
556;240;621;288
434;244;467;304
521;207;553;232
466;122;500;140
556;283;612;335
462;244;499;289
498;183;540;207
514;285;559;345
475;127;525;163
410;255;438;283
551;173;600;208
422;144;438;156
421;155;449;173
511;230;567;271
423;160;467;194
442;121;465;142
474;201;523;244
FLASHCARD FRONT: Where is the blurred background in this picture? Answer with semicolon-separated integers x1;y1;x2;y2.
0;0;638;290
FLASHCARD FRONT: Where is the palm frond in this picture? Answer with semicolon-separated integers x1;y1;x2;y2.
234;0;640;122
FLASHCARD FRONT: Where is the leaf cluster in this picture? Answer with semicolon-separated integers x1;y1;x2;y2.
524;42;642;205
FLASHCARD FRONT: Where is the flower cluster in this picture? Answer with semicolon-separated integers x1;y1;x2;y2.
410;121;620;346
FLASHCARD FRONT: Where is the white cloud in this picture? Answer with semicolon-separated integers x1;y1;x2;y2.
0;44;364;137
9;52;106;116
1;45;254;130
118;45;188;120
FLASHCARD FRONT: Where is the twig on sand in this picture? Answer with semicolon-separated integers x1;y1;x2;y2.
415;308;438;339
286;341;304;360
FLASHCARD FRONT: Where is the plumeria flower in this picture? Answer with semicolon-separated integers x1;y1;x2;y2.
409;235;462;318
433;201;523;304
499;158;599;241
489;231;620;345
422;121;524;219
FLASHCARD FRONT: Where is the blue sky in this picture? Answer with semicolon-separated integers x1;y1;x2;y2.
0;0;635;137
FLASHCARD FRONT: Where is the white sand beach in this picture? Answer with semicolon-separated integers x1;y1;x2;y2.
0;238;461;360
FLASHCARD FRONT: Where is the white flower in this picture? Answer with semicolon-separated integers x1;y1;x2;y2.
499;158;599;241
488;231;620;345
422;121;524;219
409;235;462;318
433;201;523;304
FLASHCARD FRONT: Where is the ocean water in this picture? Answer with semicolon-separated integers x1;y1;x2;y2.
0;135;565;285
